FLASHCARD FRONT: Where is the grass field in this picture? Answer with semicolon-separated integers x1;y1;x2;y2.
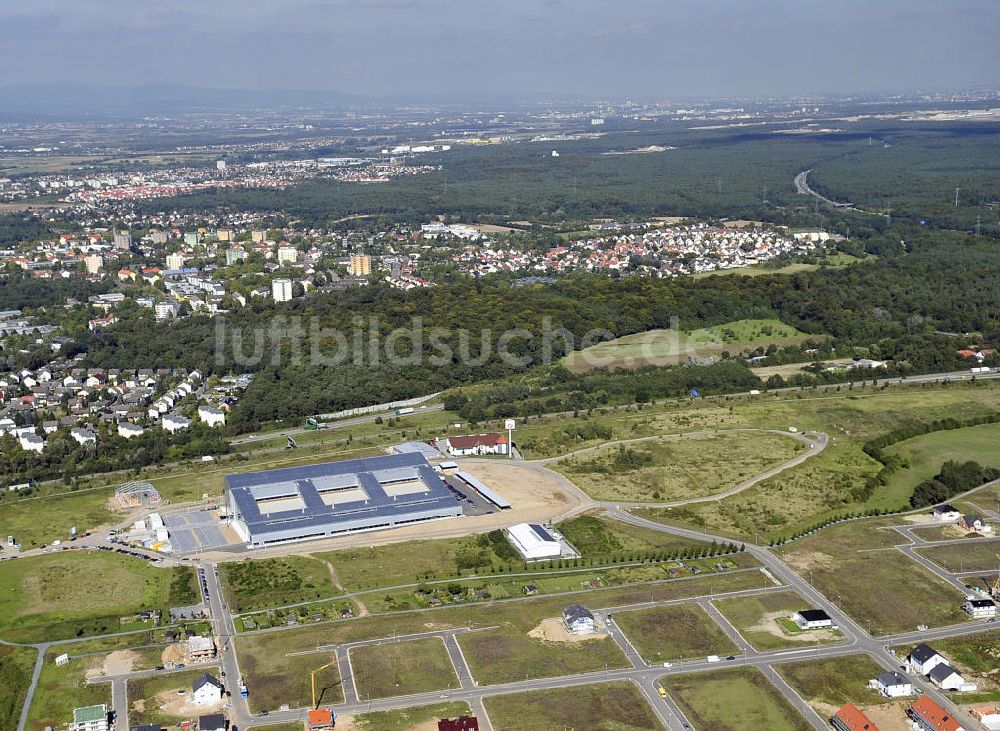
127;667;220;726
613;603;739;663
555;430;804;502
26;649;110;731
883;422;1000;499
484;681;662;731
777;654;897;710
351;702;472;731
712;591;844;651
0;644;36;731
351;637;460;700
562;318;811;372
779;519;970;634
662;667;811;731
220;555;337;612
0;552;195;642
916;539;1000;573
238;645;343;713
556;512;709;556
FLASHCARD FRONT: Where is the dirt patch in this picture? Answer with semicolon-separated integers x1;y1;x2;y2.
528;617;608;644
902;514;938;525
161;643;187;665
151;687;225;717
812;700;910;731
783;550;837;572
104;649;139;676
745;611;840;644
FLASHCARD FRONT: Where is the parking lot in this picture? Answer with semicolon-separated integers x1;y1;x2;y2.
165;509;233;553
444;475;495;516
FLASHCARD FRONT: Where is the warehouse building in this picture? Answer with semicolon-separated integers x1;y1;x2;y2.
506;522;563;560
225;453;462;548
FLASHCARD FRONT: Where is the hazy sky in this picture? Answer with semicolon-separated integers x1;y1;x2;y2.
1;0;998;99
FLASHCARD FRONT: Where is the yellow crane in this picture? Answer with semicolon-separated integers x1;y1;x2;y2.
311;656;337;709
991;552;1000;598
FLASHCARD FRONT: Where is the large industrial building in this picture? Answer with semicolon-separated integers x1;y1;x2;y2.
225;453;462;548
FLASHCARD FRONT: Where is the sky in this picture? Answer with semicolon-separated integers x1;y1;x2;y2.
1;0;998;101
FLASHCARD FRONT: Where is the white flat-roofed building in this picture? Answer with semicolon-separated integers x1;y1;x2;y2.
506;522;562;560
198;404;226;427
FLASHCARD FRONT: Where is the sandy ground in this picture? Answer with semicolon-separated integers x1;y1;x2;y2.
86;650;138;679
333;716;438;731
200;460;591;562
813;700;910;731
150;687;225;717
161;643;187;665
902;514;939;525
782;550;836;573
745;611;841;644
528;617;608;643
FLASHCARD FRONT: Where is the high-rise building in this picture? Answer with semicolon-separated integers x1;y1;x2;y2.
277;246;299;265
272;278;293;302
349;254;372;276
166;253;186;270
150;230;169;245
113;232;131;250
84;254;104;274
216;160;227;173
251;230;267;243
225;247;248;266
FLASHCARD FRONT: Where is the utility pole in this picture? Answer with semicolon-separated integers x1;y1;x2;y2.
955;187;960;208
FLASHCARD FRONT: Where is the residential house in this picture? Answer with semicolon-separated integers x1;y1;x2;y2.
118;422;145;439
909;695;965;731
18;433;45;453
191;672;224;705
970;706;1000;731
831;703;878;731
793;609;834;629
197;404;226;427
162;414;191;433
308;708;336;730
187;635;216;662
933;504;962;522
928;663;966;690
958;514;992;533
197;714;226;731
71;704;109;731
70;427;97;446
441;433;509;456
963;598;997;618
438;718;480;731
562;604;597;635
908;644;948;675
872;671;912;698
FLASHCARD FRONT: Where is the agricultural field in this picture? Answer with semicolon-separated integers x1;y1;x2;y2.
777;655;910;729
347;702;472;731
26;649;111;731
556;512;710;556
779;519;970;635
0;552;197;642
662;667;811;731
712;590;845;651
555;429;805;502
883;422;1000;499
562;318;811;372
0;644;36;731
351;637;460;700
220;555;337;612
127;667;220;727
916;539;1000;573
484;681;662;731
612;603;739;663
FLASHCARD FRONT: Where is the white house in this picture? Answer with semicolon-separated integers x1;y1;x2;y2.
964;598;998;618
562;604;597;635
440;433;509;456
928;663;966;690
506;523;562;560
191;672;224;704
907;643;948;675
117;422;145;439
932;504;962;522
793;609;834;630
71;704;109;731
162;414;191;433
18;433;45;453
70;427;97;446
971;706;1000;731
872;670;912;698
197;404;226;427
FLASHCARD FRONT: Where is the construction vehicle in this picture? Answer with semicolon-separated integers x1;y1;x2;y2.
285;436;298;450
305;417;328;430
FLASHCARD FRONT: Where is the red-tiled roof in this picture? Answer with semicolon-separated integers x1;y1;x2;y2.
448;433;508;449
911;695;963;731
834;703;879;731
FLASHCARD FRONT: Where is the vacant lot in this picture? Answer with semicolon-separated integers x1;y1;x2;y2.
0;644;37;731
221;555;336;611
712;590;844;651
556;512;709;556
916;539;1000;573
780;519;969;635
485;681;662;731
235;639;343;713
26;649;110;731
884;422;1000;499
351;637;459;700
613;603;739;663
0;552;193;642
348;702;472;731
563;318;811;371
555;430;804;502
663;667;811;731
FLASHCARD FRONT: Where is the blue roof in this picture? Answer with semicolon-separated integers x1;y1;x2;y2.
226;452;459;541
